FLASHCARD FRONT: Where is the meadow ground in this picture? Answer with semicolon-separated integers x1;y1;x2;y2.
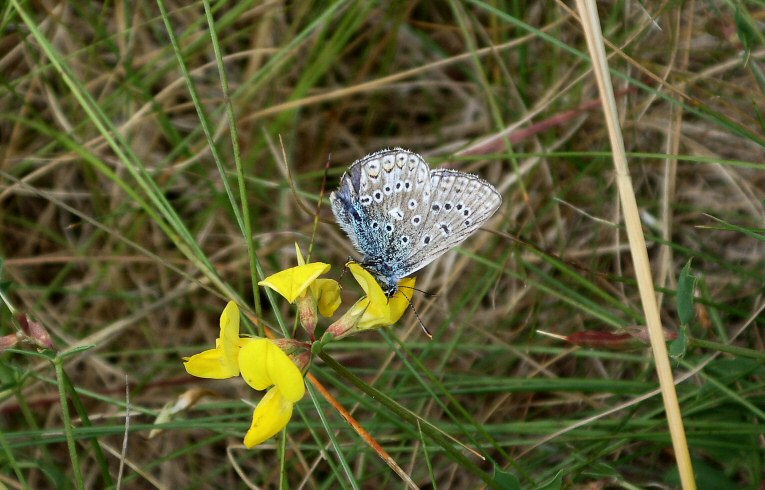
1;2;764;489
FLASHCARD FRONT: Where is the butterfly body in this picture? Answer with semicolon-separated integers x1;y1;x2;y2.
330;148;501;295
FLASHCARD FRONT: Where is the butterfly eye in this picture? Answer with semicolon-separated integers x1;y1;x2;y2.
411;215;421;226
431;203;441;212
444;202;453;211
408;199;417;209
422;235;432;245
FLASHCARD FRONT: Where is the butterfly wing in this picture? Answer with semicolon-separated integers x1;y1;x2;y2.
330;149;432;269
397;169;502;277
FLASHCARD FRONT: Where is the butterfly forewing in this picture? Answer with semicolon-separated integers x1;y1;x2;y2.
330;149;431;266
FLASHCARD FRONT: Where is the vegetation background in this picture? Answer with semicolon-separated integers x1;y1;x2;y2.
1;1;764;488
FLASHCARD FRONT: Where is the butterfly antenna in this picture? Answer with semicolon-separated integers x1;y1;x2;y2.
397;286;432;339
307;152;332;262
410;286;437;298
338;257;358;284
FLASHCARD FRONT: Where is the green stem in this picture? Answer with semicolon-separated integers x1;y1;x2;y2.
201;0;263;323
54;355;85;490
689;337;765;361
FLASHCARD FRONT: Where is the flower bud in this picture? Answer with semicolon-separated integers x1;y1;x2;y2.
322;302;365;342
0;334;19;353
18;314;54;350
296;293;318;338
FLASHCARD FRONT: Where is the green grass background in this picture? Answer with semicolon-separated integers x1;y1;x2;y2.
1;1;764;489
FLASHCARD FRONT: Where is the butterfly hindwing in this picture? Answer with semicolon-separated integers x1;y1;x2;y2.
399;169;502;277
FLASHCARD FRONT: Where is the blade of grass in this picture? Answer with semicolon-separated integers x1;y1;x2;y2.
318;351;496;487
9;0;235;302
201;0;264;324
573;2;696;489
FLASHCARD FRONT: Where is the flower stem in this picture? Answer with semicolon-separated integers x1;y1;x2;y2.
54;355;85;490
689;337;765;361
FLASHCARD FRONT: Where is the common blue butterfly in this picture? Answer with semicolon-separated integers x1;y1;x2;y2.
330;148;502;296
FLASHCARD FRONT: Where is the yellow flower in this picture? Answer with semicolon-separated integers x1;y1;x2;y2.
323;263;415;340
258;262;332;304
238;339;306;399
184;301;254;379
244;387;294;448
258;244;342;336
182;301;308;448
312;278;342;317
259;244;342;317
239;338;306;447
348;263;414;330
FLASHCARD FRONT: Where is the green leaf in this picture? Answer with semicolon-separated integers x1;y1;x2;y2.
60;345;97;358
537;470;563;490
669;325;687;360
677;259;696;325
735;5;756;56
491;467;520;490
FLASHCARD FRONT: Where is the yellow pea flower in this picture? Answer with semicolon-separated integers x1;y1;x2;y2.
258;262;331;304
239;338;306;447
258;244;342;336
323;263;415;340
182;301;310;448
312;278;342;318
238;339;306;400
243;387;294;448
183;301;254;379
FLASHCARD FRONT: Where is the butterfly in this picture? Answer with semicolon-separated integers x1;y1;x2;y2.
330;148;502;296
